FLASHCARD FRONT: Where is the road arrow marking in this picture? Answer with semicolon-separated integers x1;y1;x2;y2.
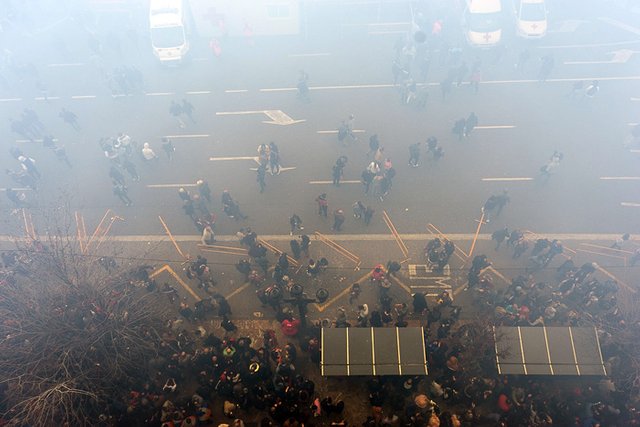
549;19;589;33
262;110;305;125
216;110;305;126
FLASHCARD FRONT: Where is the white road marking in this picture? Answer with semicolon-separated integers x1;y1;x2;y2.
186;91;211;94
632;97;640;101
34;96;60;100
548;19;589;34
259;87;296;92
217;110;304;125
249;166;297;172
369;30;407;34
481;177;533;182
564;49;638;65
630;149;640;153
317;129;366;134
599;17;640;36
630;123;639;126
540;40;640;49
163;134;210;138
621;202;640;207
147;183;197;188
225;89;249;93
216;110;265;115
309;180;361;184
0;98;22;102
15;138;58;143
193;57;209;62
369;22;410;26
71;95;97;99
145;92;174;96
46;63;84;67
0;187;30;191
209;156;259;161
600;176;640;180
288;53;331;57
475;125;516;129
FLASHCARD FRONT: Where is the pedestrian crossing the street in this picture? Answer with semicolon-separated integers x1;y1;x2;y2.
407;264;453;299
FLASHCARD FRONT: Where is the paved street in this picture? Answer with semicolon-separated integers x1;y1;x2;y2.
1;0;640;308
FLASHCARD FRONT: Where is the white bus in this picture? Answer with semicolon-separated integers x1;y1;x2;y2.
149;0;189;63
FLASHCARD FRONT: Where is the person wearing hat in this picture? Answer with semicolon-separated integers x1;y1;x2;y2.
196;179;212;204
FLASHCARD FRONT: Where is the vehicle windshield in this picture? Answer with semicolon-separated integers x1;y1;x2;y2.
467;12;502;33
520;3;546;21
151;26;185;49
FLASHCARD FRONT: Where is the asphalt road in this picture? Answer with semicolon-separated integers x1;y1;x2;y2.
1;0;639;240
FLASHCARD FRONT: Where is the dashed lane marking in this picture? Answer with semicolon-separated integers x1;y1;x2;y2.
0;187;30;191
540;40;640;49
46;63;85;67
600;176;640;180
317;129;366;134
145;92;174;96
632;97;640;101
163;134;210;138
186;91;211;94
0;98;22;102
621;202;640;207
71;95;97;99
225;89;249;93
209;156;259;161
288;53;331;57
309;180;361;184
15;138;58;143
475;125;516;129
482;177;533;181
147;183;198;188
34;96;60;101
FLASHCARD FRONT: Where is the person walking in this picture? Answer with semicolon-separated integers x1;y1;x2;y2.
196;179;212;204
169;100;185;128
181;99;196;123
268;142;281;175
113;182;132;206
178;187;192;202
297;69;310;102
141;142;158;161
18;155;41;179
364;206;375;225
464;112;478;137
332;209;345;231
353;200;365;219
491;227;509;250
316;193;328;217
161;137;175;160
408;142;421;167
368;134;380;156
289;214;304;235
59;108;80;131
332;162;343;187
201;225;216;245
122;159;140;181
452;118;466;140
257;164;267;193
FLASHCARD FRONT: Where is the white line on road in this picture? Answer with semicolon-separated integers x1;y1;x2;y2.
163;134;210;138
209;156;258;161
630;123;639;126
186;91;211;94
476;125;516;129
564;60;616;65
600;176;640;180
216;110;265;115
34;96;60;101
599;17;640;36
540;40;640;49
0;188;29;191
0;98;22;102
71;95;97;99
632;97;640;101
46;63;84;67
317;129;366;134
621;202;640;207
309;180;361;184
15;138;58;143
481;177;533;182
368;22;410;26
225;89;249;93
288;53;331;57
147;184;197;188
369;30;407;34
145;92;174;96
259;87;296;92
630;149;640;153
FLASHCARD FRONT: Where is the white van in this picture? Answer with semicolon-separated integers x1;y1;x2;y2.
149;0;189;63
462;0;503;48
516;0;548;39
